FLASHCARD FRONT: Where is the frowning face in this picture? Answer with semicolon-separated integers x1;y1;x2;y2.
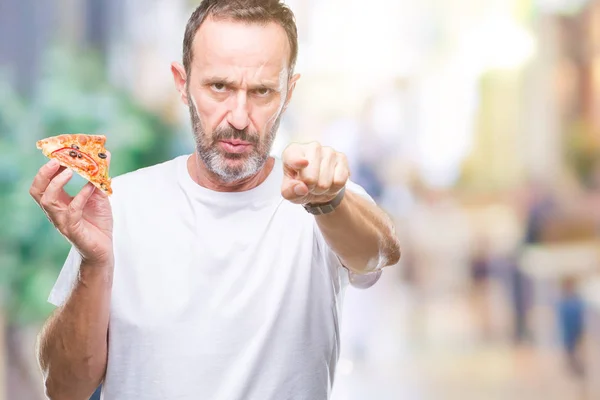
173;18;299;182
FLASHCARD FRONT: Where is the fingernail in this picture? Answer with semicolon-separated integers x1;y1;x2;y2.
294;185;305;196
62;168;73;177
48;159;59;167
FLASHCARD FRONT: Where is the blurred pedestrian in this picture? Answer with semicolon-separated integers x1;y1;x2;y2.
557;277;585;377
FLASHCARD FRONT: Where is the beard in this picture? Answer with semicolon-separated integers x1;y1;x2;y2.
187;92;281;183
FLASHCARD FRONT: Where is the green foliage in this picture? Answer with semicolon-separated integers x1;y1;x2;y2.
0;46;177;324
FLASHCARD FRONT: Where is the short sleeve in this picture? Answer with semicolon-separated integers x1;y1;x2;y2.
48;246;82;307
346;179;376;205
313;180;383;289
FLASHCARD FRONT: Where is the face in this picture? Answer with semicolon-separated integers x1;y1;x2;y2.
173;18;299;183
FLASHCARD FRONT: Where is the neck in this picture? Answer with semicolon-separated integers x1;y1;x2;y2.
187;153;275;192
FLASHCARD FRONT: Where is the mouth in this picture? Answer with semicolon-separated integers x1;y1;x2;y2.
218;139;253;154
222;139;252;146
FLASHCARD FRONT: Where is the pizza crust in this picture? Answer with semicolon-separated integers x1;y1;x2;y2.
36;134;113;195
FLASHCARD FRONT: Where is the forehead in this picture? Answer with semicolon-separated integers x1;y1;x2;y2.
192;18;290;80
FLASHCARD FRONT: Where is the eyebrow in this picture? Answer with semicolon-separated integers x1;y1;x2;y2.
200;76;281;90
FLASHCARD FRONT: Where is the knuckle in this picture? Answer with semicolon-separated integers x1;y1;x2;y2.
304;176;318;186
316;184;330;193
67;201;79;214
322;146;334;157
39;195;50;208
333;178;347;189
41;196;60;209
331;178;343;187
316;179;330;190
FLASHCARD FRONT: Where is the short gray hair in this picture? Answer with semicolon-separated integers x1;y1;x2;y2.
183;0;299;77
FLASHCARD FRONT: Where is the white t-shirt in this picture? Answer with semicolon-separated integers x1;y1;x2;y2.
48;155;380;400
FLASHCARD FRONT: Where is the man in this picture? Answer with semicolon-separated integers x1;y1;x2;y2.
30;1;401;399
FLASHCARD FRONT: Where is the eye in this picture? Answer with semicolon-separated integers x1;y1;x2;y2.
211;83;227;92
253;88;272;97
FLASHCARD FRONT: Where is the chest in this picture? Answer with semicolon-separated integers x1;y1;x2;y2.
108;198;336;334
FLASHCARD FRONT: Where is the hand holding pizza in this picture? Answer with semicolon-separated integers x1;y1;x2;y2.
30;134;114;266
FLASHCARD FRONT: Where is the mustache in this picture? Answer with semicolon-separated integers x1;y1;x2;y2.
213;126;259;146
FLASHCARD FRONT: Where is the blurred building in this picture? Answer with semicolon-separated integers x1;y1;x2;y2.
0;0;123;94
0;0;54;95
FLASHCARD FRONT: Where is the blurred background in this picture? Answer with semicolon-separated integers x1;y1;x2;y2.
3;0;600;399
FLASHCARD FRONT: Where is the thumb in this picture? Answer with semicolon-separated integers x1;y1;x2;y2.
281;177;309;202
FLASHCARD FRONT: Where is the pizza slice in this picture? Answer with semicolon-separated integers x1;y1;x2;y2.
36;134;113;195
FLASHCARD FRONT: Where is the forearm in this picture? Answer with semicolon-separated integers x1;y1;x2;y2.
37;260;113;400
315;190;401;274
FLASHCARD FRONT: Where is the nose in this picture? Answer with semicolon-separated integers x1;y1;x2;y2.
227;91;250;131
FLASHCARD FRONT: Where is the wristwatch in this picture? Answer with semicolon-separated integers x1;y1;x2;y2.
302;186;346;215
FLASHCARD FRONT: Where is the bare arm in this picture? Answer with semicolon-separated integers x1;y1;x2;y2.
29;158;115;399
315;190;400;273
281;142;401;274
37;260;113;400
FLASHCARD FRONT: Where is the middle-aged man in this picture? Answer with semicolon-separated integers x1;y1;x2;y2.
31;1;401;399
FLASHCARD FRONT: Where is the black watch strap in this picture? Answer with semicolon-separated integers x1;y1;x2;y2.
302;186;346;215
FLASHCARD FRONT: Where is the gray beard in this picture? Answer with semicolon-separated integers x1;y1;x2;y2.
187;97;281;183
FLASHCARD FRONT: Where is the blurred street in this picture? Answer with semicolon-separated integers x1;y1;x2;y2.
334;274;585;400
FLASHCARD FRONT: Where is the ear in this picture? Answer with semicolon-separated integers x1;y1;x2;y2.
171;62;189;106
282;73;300;112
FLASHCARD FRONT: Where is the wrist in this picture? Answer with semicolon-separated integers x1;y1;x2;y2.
78;259;114;287
303;186;346;215
81;254;114;269
306;194;338;206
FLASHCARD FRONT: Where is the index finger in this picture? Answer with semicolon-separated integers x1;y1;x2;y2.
282;145;308;172
29;159;62;202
